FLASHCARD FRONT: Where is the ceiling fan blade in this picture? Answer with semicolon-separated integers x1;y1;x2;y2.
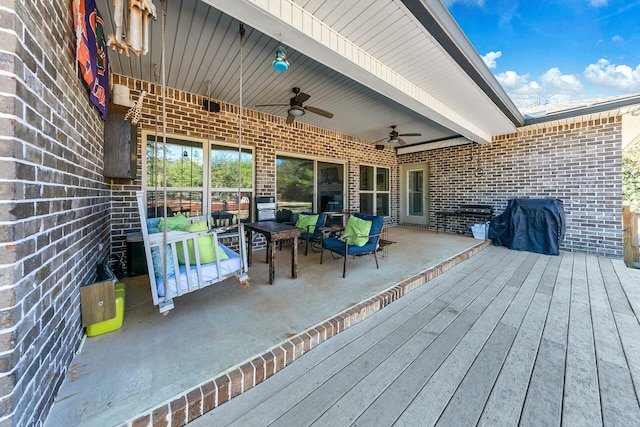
294;92;311;104
304;105;334;118
398;133;422;137
397;138;407;146
255;103;289;107
286;114;295;124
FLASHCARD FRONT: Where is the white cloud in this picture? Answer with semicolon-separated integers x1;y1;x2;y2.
612;35;624;42
540;68;584;94
584;58;640;91
495;71;543;107
495;68;590;107
590;0;608;6
482;51;502;69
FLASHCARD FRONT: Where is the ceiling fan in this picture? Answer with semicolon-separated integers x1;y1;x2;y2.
256;87;334;124
375;125;422;146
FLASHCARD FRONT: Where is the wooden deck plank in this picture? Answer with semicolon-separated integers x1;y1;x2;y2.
225;299;452;427
389;285;519;426
562;253;602;426
190;247;640;427
599;257;640;418
535;252;563;297
434;322;517;426
270;248;521;426
432;253;548;426
609;312;640;411
478;291;551;426
597;257;635;316
338;252;528;427
520;252;573;426
500;253;550;328
219;248;514;426
306;250;525;426
388;253;537;426
611;258;640;321
587;255;640;425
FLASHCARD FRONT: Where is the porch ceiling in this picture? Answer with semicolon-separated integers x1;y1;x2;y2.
99;0;523;148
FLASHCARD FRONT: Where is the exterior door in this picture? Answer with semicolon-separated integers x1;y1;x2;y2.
400;163;429;226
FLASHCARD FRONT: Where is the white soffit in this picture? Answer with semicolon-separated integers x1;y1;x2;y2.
206;0;518;144
396;136;471;154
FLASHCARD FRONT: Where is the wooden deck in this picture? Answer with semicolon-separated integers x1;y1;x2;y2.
191;246;640;426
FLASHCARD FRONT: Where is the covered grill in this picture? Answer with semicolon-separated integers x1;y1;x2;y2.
489;198;565;255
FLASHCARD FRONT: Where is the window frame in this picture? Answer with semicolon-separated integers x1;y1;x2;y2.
142;132;255;225
275;151;348;215
359;164;390;217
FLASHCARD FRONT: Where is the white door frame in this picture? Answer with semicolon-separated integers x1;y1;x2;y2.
400;163;429;226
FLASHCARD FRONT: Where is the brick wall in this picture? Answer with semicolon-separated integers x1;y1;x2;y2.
1;0;111;425
110;74;624;261
399;117;623;257
108;74;399;262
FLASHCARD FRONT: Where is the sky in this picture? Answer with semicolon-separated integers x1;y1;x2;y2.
444;0;640;108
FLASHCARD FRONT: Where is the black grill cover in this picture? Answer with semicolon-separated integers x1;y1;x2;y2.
489;199;566;255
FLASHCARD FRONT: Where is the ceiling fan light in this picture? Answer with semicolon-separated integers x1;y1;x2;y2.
272;46;289;72
288;106;305;116
389;137;399;143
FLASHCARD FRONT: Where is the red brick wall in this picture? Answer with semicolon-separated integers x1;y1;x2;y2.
399;117;623;256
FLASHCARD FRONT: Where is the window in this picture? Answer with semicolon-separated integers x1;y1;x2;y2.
146;137;204;217
210;144;253;225
145;135;253;225
276;155;345;220
276;156;314;213
359;165;390;216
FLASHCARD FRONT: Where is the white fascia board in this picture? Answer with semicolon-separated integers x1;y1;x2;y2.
206;0;513;144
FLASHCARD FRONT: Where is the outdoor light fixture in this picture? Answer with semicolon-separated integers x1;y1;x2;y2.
272;46;289;72
287;105;305;117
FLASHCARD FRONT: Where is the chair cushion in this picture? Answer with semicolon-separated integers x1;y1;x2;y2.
176;220;229;265
323;236;377;255
295;214;319;234
340;216;372;247
354;213;384;245
151;245;175;278
158;213;188;231
146;218;161;234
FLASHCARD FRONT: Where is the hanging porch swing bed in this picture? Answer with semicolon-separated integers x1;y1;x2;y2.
136;191;249;314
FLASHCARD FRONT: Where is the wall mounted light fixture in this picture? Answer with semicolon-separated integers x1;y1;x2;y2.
272;46;289;72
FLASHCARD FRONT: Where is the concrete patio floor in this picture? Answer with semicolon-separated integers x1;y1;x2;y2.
45;227;484;426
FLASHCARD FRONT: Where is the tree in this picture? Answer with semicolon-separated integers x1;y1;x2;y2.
623;141;640;212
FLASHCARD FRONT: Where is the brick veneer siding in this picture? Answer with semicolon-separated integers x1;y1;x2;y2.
399;117;623;257
1;0;112;425
108;74;399;264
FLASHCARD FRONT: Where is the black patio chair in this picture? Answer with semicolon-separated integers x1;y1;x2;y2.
320;213;384;277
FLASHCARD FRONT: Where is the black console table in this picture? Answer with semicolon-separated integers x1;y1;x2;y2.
435;205;494;234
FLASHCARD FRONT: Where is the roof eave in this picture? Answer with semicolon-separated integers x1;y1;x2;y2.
400;0;524;128
523;94;640;126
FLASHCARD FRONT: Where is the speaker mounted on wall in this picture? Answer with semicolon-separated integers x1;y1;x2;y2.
203;99;220;113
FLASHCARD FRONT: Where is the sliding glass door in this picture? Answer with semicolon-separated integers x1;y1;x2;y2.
276;155;345;221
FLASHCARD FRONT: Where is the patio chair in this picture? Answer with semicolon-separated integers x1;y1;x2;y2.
295;212;327;255
320;213;384;277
